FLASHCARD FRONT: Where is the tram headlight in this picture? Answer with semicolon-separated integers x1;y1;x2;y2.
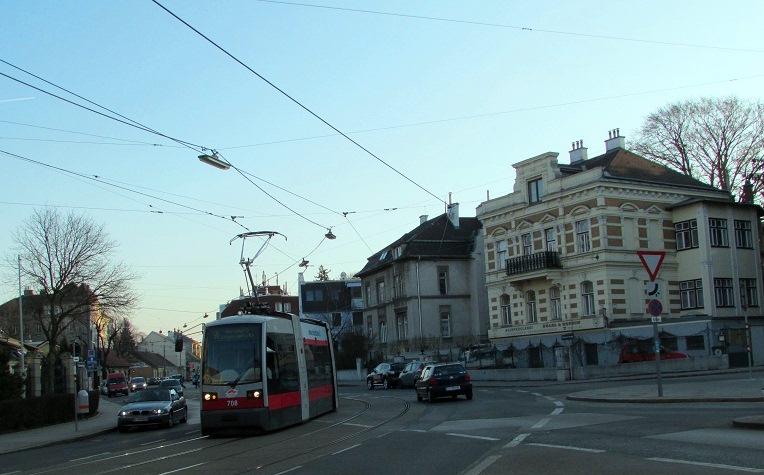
203;392;218;401
246;390;261;399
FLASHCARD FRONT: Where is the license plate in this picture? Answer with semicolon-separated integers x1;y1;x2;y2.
134;417;148;422
446;386;460;391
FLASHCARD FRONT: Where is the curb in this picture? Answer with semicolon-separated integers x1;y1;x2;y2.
732;416;764;430
566;395;764;403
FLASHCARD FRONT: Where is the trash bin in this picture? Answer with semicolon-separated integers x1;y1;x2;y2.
77;390;90;414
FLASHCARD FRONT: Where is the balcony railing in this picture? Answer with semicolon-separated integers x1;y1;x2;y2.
506;251;562;276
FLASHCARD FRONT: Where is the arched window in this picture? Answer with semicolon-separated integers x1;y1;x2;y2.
500;294;511;326
549;286;561;320
581;281;595;316
526;290;537;323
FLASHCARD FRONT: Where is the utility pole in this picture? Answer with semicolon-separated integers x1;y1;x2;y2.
18;255;25;398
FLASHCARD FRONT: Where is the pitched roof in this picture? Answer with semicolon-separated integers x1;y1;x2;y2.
132;350;176;368
560;148;727;193
356;214;482;277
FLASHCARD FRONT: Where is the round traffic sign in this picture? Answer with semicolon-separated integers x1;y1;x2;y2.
647;299;662;317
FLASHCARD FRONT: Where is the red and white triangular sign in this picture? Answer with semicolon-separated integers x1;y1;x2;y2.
637;251;666;281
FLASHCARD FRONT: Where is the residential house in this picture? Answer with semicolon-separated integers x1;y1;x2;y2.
356;205;488;362
476;130;763;368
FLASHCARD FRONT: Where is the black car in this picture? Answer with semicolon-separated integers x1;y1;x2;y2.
146;377;160;386
397;361;426;389
159;378;185;397
117;387;187;432
367;362;406;389
415;363;472;402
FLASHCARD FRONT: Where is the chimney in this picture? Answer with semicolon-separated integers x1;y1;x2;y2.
447;203;460;228
419;215;428;225
740;180;754;204
605;128;625;152
569;139;588;164
23;287;34;296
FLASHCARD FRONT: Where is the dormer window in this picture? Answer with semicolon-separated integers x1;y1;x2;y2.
528;177;543;204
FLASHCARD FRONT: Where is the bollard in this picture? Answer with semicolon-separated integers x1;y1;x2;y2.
77;390;90;415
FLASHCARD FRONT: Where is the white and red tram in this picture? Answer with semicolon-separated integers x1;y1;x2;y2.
200;309;338;436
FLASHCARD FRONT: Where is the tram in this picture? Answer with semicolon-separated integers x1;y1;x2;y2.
200;303;338;436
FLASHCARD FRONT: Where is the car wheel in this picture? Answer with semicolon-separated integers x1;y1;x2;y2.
180;407;187;423
367;379;374;390
466;390;473;401
416;390;423;402
383;378;389;390
428;390;436;403
167;413;174;428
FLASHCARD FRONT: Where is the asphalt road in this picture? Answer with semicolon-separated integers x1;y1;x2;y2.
3;374;763;475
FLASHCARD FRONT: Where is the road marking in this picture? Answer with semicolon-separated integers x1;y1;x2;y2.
531;418;551;429
516;389;529;393
462;455;501;475
273;467;302;475
446;433;499;441
647;457;764;473
544;395;556;401
158;463;206;475
554;400;564;407
343;423;373;428
403;429;428;433
0;471;21;475
504;433;530;448
331;444;361;455
550;407;564;416
70;452;111;462
140;439;165;446
184;430;199;435
531;392;543;397
527;443;605;453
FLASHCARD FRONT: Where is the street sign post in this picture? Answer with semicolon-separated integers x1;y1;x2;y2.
638;250;666;397
637;251;666;281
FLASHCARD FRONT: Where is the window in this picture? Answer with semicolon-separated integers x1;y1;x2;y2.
332;313;342;327
714;278;734;307
283;302;291;313
379;321;387;343
740;278;759;308
662;336;678;351
365;283;371;305
438;267;449;295
581;281;595;316
576;219;591;253
522;233;532;255
734;220;753;248
545;228;557;252
440;306;451;338
709;218;728;247
675;219;698;250
500;294;511;325
549;286;562;320
680;279;703;309
526;290;537;323
275;302;282;312
396;315;408;339
376;280;385;303
393;246;402;259
393;273;403;298
497;240;507;270
366;316;372;337
686;335;705;350
528;177;543;204
306;289;323;302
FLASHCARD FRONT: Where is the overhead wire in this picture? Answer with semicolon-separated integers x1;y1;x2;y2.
151;0;447;207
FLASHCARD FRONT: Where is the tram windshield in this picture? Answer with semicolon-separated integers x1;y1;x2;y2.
203;323;262;386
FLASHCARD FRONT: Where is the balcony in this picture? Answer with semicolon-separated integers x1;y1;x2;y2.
506;251;562;276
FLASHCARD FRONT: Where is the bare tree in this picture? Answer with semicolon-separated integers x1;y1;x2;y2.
6;208;139;394
631;96;764;204
93;312;124;379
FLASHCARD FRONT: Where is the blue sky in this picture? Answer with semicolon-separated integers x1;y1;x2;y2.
1;1;762;338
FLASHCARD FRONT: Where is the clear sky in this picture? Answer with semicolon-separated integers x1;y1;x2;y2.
1;1;762;339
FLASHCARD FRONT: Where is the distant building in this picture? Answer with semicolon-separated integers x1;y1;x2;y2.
356;205;488;361
298;274;363;345
477;130;763;368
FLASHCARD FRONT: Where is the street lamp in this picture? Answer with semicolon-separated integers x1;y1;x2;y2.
198;151;230;170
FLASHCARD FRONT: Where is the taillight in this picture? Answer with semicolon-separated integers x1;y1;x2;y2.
464;373;471;382
428;377;438;385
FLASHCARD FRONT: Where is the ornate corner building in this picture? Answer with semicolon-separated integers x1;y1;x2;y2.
476;130;763;368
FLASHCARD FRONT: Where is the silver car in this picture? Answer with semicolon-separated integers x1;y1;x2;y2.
117;387;187;432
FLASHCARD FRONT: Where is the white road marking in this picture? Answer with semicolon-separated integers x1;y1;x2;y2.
527;443;605;453
331;444;361;455
273;467;302;475
70;452;111;462
531;392;543;397
0;471;21;475
446;433;499;441
504;433;530;448
140;439;165;446
462;455;501;475
158;463;206;475
544;395;556;401
550;407;564;416
531;418;551;429
403;429;428;433
648;457;764;473
553;401;564;407
344;423;373;428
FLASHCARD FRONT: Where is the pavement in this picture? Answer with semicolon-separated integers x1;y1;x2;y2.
1;373;762;455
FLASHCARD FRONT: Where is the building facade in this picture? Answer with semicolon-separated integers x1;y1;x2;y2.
356;205;488;361
477;130;763;368
298;275;363;344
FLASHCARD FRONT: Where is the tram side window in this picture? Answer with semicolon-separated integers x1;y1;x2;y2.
267;331;300;394
306;342;332;389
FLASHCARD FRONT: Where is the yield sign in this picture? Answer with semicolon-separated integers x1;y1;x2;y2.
637;251;666;281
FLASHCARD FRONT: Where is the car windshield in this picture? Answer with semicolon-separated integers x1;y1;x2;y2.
132;378;145;383
391;363;406;371
131;388;172;402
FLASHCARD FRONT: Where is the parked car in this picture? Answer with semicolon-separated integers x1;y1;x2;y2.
618;341;689;364
130;377;147;392
397;361;426;389
146;377;160;386
415;363;473;402
117;387;187;432
106;372;129;398
367;362;406;389
159;378;185;397
170;374;184;383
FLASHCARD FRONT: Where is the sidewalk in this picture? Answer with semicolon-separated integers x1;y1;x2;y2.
1;376;762;455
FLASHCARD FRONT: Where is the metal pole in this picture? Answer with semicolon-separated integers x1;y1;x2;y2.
653;320;663;397
18;255;25;398
73;340;78;431
745;316;753;379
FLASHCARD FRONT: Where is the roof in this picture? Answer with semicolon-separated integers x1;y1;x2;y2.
560;148;727;193
356;214;482;277
132;350;176;368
